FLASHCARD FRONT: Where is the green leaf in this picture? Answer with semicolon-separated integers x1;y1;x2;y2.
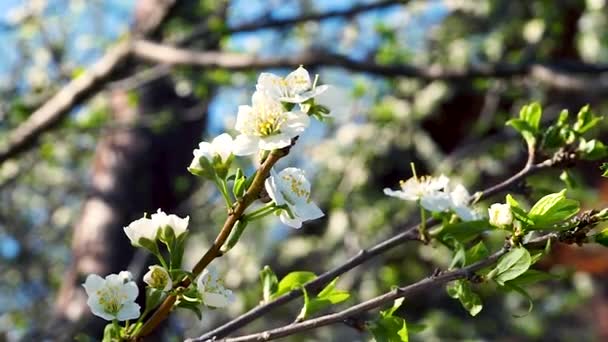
436;220;493;243
259;265;278;303
560;170;577;188
369;299;409;342
175;300;203;320
508;103;542;148
102;323;121;342
490;247;532;286
273;271;317;298
145;288;168;312
506;118;536;147
528;190;579;228
232;168;247;198
573;105;602;134
505;269;557;287
446;280;482;316
383;297;405;317
601;163;608;177
520;102;542;130
369;316;409;342
506;194;534;227
594;228;608;247
578;138;608;160
222;220;248;253
298;277;350;320
465;241;490;265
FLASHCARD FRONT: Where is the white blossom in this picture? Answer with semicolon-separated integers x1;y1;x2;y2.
196;266;235;308
233;91;310;155
83;272;140;321
189;133;235;171
383;175;451;212
488;203;513;227
123;216;158;247
151;209;189;237
143;265;172;292
264;167;324;228
256;65;328;104
447;183;478;221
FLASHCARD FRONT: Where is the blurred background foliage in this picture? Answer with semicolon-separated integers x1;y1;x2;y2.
1;0;608;341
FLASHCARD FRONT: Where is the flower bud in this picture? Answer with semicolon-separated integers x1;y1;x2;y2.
488;203;513;227
143;265;172;292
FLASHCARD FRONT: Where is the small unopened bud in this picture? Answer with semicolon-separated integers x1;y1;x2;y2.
488;203;513;228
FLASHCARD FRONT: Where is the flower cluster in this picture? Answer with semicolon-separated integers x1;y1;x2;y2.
384;174;478;221
84;67;328;337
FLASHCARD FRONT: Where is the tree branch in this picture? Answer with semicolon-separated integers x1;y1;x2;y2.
213;247;508;342
136;147;290;338
131;40;608;90
228;0;403;34
214;210;599;342
0;0;178;165
190;151;566;341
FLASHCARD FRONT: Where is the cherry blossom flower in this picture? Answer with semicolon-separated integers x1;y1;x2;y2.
488;203;513;227
83;272;140;321
256;66;328;104
143;265;172;292
196;266;235;308
383;175;451;212
233;91;309;155
264;167;324;228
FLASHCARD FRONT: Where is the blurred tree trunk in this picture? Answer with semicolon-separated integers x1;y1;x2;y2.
38;1;217;340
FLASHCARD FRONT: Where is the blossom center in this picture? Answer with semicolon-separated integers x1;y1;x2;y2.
280;174;310;204
97;286;126;314
256;111;285;136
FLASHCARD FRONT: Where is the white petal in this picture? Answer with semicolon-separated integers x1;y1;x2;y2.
265;169;286;205
118;271;133;283
449;183;471;207
203;292;232;308
233;134;259;156
383;188;417;201
83;274;105;294
278;167;311;193
259;134;292;150
256;73;286;100
281;111;310;137
430;175;450;191
87;297;115;321
279;211;303;228
116;302;141;321
235;105;253;133
123;281;139;301
285;66;311;93
454;206;477;221
211;133;235;161
295;201;324;221
420;193;451;212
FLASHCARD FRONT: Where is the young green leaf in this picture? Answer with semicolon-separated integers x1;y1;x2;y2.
490;247;532;286
369;298;409;342
297;277;350;320
436;220;493;243
273;271;317;298
578;139;608;160
528;190;579;228
573;105;602;134
507;103;542;148
506;194;534;227
446;280;483;316
259;265;278;303
601;163;608;177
